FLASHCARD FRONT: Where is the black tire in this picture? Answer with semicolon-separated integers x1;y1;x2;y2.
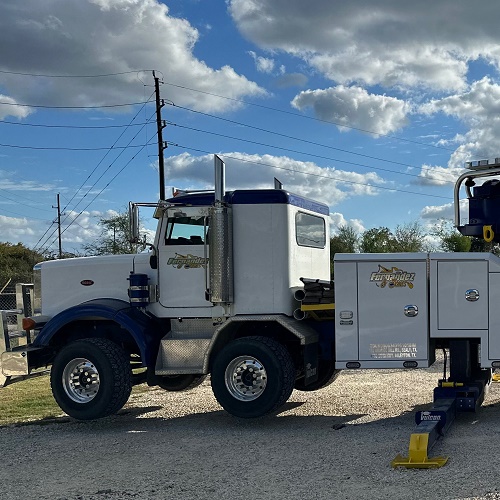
294;360;340;391
50;338;132;420
211;336;295;418
157;374;207;392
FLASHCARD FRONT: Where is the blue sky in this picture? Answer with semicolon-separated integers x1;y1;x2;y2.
1;0;500;254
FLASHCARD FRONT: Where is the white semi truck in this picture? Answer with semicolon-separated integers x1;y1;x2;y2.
1;156;499;427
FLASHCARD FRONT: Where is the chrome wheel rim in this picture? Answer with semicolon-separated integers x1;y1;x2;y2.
225;355;267;401
62;358;100;403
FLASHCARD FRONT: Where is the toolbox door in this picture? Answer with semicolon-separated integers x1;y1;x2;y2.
357;259;428;362
436;260;488;330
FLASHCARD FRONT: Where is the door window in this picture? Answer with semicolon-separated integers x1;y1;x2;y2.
165;215;207;245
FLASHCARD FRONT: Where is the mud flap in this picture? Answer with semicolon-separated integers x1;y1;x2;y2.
303;342;319;386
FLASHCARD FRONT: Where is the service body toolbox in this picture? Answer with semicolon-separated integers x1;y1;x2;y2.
334;252;500;370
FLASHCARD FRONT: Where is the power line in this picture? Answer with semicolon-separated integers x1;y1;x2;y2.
0;119;151;129
0;69;153;78
40;138;156;255
36;122;157;254
33;91;156;253
0;189;53;211
36;125;156;254
61;110;157;217
166;142;451;201
0;100;151;110
0;208;51;221
0;187;53;211
162;80;456;153
32;222;57;255
59;98;154;215
168;102;420;169
167;102;456;183
0;142;154;151
167;120;452;184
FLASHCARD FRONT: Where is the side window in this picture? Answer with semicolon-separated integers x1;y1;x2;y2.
165;215;207;245
296;212;326;248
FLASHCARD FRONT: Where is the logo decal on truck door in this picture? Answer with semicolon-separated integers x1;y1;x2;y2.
167;253;208;269
369;265;415;289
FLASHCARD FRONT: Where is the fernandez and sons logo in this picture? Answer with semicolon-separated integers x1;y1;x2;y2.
167;253;208;269
370;265;415;289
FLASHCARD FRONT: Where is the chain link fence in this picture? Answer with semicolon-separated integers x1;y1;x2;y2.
1;282;34;353
0;284;19;326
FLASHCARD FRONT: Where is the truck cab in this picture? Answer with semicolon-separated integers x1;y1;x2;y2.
1;156;333;420
148;189;330;319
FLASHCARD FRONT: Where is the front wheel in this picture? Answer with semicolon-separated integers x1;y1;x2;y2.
211;336;295;418
50;338;132;420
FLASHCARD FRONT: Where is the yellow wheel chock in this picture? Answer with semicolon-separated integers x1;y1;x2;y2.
391;433;448;469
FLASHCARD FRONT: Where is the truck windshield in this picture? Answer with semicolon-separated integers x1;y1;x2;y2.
165;215;207;245
295;212;326;248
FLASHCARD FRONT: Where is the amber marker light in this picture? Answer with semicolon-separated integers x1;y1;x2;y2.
22;317;36;331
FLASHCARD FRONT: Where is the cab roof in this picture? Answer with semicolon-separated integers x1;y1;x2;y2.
166;189;329;216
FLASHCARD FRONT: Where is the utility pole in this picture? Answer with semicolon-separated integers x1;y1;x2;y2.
153;71;166;200
52;193;63;259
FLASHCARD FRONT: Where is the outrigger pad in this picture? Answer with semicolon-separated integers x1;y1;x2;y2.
391;433;449;469
391;454;448;469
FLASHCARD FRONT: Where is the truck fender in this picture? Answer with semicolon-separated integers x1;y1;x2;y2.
33;298;160;367
205;315;320;385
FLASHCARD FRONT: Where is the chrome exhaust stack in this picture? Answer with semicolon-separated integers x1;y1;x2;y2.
209;155;234;304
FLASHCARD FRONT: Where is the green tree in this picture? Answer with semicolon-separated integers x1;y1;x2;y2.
359;227;394;253
431;219;471;252
330;225;358;277
469;238;500;254
330;226;358;256
392;221;426;252
0;243;44;287
359;223;427;253
83;211;138;256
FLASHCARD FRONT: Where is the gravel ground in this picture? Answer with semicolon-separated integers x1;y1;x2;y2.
2;360;500;500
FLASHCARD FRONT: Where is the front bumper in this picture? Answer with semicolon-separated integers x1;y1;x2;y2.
0;346;51;387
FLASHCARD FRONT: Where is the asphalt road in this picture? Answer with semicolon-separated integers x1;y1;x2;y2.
2;365;500;500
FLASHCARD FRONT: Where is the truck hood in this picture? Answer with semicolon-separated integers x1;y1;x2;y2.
37;253;154;317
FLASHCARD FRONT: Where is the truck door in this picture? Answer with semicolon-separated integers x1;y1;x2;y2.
157;206;211;310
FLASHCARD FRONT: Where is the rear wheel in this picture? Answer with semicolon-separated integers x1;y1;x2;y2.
294;359;339;391
211;336;295;418
51;338;132;420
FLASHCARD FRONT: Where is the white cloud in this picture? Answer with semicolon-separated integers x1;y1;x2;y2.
420;199;468;222
0;0;265;113
0;95;32;120
228;0;500;92
0;171;56;192
248;51;275;73
330;212;365;234
420;77;500;122
163;151;386;207
307;48;468;93
274;72;308;88
414;164;464;186
291;86;409;136
413;78;500;184
228;1;500;185
0;215;36;241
